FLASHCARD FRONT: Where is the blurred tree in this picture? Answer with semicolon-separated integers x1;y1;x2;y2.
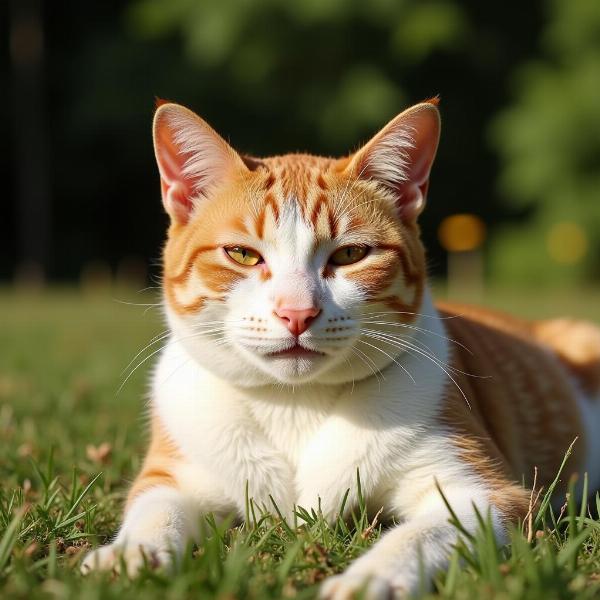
127;0;469;151
490;0;600;284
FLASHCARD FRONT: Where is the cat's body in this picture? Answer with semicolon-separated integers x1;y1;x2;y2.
82;100;600;598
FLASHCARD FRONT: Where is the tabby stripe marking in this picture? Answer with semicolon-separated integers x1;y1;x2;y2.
378;243;420;284
164;282;207;314
168;245;219;284
256;192;280;239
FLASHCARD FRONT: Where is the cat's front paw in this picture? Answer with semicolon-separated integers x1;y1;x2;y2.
80;542;173;577
320;572;407;600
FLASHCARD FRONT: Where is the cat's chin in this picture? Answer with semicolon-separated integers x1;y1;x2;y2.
236;346;332;385
238;346;377;386
260;353;329;384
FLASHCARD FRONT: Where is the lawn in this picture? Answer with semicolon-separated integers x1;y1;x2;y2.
1;285;600;599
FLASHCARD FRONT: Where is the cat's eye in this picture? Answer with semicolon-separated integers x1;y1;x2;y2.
225;246;263;266
329;246;369;266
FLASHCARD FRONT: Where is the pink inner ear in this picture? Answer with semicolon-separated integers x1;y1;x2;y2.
394;122;436;220
155;124;197;224
160;177;193;223
405;118;438;186
396;180;429;221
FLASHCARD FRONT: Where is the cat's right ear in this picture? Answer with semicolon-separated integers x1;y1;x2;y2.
153;103;246;224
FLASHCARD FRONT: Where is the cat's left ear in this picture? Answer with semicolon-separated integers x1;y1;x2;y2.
347;100;441;222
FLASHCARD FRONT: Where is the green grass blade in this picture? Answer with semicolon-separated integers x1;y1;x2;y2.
0;507;26;573
60;472;102;526
534;438;577;529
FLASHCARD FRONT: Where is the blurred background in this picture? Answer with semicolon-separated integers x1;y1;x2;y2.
2;0;600;294
0;1;599;560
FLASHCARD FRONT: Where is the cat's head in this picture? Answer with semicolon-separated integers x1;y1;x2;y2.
154;100;440;386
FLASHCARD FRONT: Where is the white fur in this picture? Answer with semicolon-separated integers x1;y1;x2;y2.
84;302;505;594
364;123;414;190
81;487;195;576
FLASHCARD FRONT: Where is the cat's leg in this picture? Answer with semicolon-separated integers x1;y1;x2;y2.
81;460;234;576
81;485;197;576
81;403;296;576
81;417;233;576
320;481;527;600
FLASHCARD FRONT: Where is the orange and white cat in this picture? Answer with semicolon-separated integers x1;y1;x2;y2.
82;99;600;598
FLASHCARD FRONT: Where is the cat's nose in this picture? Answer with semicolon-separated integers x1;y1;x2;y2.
274;307;321;336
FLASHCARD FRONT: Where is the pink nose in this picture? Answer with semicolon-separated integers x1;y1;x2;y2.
274;307;321;336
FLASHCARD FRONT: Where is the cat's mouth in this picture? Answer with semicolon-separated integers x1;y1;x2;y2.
267;344;325;358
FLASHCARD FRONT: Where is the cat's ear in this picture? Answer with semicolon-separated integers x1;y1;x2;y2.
347;100;441;222
153;102;246;224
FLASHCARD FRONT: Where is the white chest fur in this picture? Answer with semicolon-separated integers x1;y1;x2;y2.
152;300;452;521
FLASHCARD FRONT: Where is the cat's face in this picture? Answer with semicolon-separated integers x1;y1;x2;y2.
154;101;440;386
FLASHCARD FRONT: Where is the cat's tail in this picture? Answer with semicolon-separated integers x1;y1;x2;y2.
534;318;600;397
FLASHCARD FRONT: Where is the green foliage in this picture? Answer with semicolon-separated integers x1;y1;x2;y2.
490;0;600;284
128;0;467;150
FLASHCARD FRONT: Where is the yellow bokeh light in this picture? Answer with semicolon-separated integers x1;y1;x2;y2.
546;222;588;265
438;214;486;252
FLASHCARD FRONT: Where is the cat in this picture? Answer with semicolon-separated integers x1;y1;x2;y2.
81;99;600;599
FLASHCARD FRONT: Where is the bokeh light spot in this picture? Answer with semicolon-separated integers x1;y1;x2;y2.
546;222;588;265
438;214;486;252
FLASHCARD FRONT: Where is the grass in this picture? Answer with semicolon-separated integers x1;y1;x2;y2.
1;285;600;599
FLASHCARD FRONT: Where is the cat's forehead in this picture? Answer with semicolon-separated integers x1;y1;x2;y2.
261;153;340;173
245;153;367;245
259;154;342;198
216;152;402;249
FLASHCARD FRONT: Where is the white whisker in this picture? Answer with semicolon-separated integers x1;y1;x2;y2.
361;330;472;409
357;338;415;384
362;327;488;380
118;326;230;395
121;330;172;376
350;346;384;388
360;309;462;321
360;319;473;355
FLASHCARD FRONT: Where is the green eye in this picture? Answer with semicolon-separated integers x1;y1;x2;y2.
225;246;263;266
329;246;368;266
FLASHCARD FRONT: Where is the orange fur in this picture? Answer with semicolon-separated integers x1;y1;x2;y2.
126;416;180;511
438;302;588;508
534;318;600;395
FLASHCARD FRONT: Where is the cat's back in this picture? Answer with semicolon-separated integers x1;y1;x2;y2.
434;300;600;491
436;300;600;396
